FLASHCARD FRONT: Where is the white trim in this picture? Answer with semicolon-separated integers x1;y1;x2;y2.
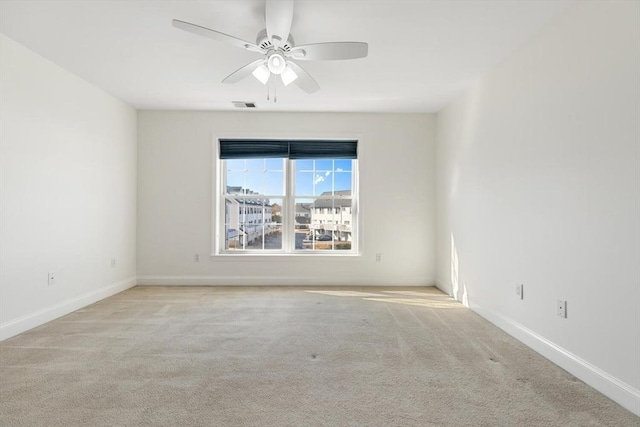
212;134;222;255
468;298;640;416
136;275;433;287
434;280;447;294
210;253;362;261
285;157;293;252
0;277;137;341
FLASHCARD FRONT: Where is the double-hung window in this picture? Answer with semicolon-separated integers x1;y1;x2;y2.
218;139;358;254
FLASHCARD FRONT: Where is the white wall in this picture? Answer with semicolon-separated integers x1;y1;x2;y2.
435;1;639;415
0;35;137;340
137;111;436;286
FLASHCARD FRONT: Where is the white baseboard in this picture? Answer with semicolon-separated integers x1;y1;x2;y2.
136;275;433;287
468;299;640;417
0;277;137;341
434;280;450;297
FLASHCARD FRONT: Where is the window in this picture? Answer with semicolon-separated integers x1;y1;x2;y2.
218;139;358;254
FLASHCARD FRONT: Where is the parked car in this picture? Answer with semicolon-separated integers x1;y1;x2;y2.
304;233;332;241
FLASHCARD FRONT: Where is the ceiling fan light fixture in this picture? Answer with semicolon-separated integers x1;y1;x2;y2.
281;64;298;86
252;63;270;84
267;53;287;74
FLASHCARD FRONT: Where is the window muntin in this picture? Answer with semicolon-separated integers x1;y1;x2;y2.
220;157;357;254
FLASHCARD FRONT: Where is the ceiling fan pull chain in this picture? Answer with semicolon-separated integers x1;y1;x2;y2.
274;85;277;103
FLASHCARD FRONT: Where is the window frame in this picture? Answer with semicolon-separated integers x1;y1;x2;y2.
213;135;361;258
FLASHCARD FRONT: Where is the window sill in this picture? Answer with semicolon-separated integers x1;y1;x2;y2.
211;252;362;262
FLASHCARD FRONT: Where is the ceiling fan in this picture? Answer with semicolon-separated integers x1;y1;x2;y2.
172;0;368;94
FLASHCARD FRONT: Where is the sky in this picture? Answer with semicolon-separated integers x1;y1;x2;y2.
225;159;353;201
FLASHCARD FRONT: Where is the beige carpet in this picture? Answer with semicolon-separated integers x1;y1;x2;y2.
0;286;637;426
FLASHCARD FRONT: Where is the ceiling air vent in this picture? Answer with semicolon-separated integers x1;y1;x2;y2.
232;101;257;108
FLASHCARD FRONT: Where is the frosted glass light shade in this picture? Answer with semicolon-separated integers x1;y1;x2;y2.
267;53;287;75
281;64;298;86
252;64;270;85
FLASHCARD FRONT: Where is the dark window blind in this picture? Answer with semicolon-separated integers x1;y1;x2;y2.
219;139;357;159
218;140;289;159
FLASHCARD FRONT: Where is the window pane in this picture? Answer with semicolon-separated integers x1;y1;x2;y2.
313;171;332;195
295;171;314;196
334;171;352;193
296;159;313;172
295;197;352;251
334;159;352;172
245;172;264;194
271;201;283;223
224;198;243;250
265;172;284;195
246;159;264;171
225;197;282;250
315;159;333;171
225;171;244;191
226;159;245;171
266;158;284;171
294;199;312;249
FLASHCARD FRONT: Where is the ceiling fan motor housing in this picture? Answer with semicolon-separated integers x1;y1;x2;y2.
256;29;294;52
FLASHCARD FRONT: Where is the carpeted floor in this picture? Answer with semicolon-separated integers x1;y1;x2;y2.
0;286;637;426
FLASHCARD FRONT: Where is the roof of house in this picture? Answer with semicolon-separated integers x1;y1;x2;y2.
313;190;352;209
226;198;272;207
295;204;311;214
225;186;273;207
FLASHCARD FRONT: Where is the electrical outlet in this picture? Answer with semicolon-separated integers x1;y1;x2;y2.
194;254;200;262
557;300;567;318
375;253;382;262
111;258;116;268
516;284;524;300
48;272;55;286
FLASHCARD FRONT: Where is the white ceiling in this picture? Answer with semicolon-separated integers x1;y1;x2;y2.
0;0;572;113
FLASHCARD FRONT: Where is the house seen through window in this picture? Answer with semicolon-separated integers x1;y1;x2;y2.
219;139;358;254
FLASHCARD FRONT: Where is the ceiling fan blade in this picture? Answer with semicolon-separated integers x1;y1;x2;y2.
265;0;294;47
288;42;368;61
172;19;263;53
222;59;265;84
288;62;320;94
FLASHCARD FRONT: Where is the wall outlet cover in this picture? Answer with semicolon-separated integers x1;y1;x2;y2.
557;300;567;318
